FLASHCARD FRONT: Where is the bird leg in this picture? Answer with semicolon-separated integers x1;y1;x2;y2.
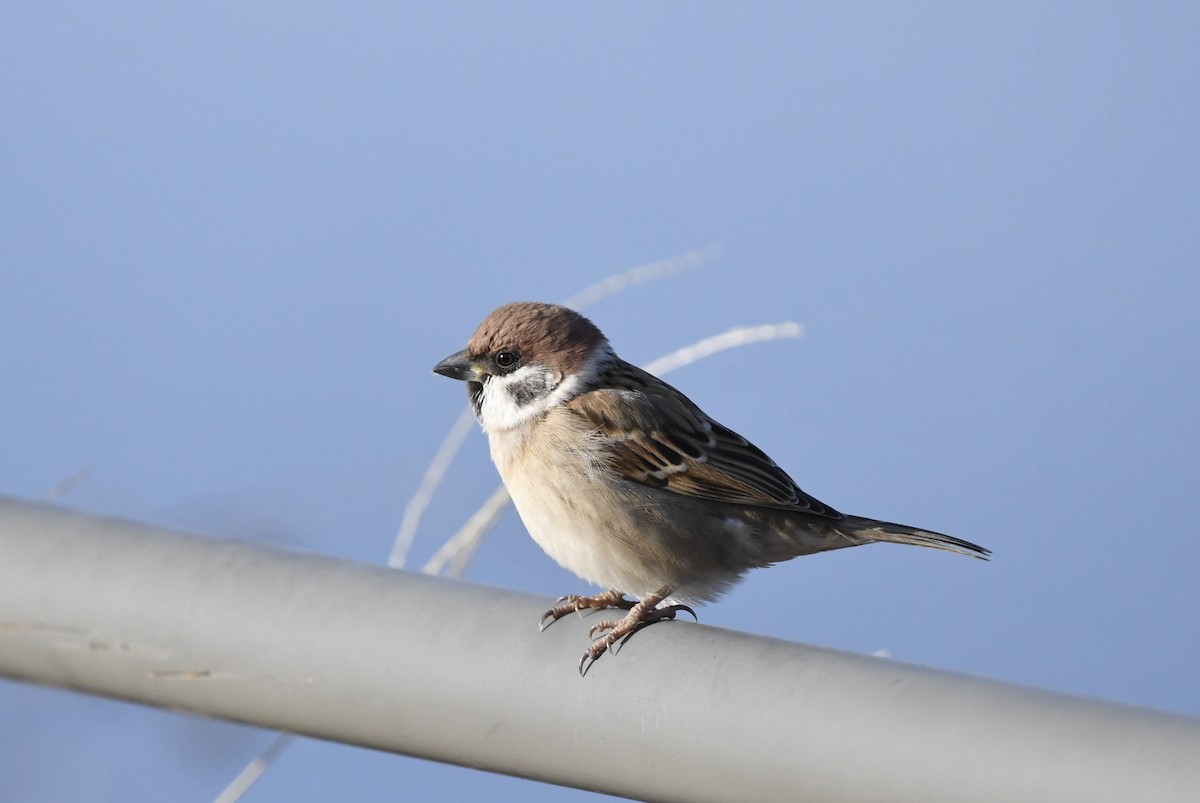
539;587;635;631
579;585;696;675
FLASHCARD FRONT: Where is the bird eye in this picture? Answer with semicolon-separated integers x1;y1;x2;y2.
495;350;519;369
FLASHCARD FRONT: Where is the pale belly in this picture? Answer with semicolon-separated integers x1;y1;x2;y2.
488;428;672;598
485;416;758;603
503;455;660;596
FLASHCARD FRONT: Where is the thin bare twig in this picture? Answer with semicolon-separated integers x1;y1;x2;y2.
213;734;296;803
44;468;90;501
421;485;512;578
561;243;720;309
389;408;476;569
642;322;804;375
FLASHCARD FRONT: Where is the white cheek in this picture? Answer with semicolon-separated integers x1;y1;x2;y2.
477;365;558;432
474;344;612;434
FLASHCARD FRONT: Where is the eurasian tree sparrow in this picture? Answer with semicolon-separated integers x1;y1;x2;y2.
434;302;988;672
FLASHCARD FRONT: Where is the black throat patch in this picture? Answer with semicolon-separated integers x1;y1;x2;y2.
468;381;484;417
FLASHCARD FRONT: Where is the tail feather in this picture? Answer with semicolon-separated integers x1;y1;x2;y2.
841;515;990;560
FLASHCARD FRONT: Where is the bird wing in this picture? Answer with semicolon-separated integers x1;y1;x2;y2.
564;363;842;519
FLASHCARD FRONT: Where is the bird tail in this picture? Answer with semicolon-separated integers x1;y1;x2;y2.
839;515;990;560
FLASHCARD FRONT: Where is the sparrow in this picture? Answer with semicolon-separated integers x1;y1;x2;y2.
433;301;988;673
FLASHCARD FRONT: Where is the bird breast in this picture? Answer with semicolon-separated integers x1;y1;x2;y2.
485;409;671;598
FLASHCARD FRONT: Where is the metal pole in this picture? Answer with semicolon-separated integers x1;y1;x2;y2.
1;495;1197;803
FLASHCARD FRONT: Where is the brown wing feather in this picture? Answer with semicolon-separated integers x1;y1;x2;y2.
564;362;842;519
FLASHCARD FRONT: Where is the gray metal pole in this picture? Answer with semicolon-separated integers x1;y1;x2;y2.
1;495;1197;803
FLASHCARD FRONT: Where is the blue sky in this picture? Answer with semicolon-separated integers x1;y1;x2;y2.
2;3;1198;801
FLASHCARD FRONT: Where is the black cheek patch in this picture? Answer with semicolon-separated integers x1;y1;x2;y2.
506;374;550;408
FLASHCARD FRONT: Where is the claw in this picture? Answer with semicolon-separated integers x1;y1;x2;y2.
537;588;634;632
549;586;699;674
578;634;617;676
587;619;617;639
572;588;702;674
665;603;698;622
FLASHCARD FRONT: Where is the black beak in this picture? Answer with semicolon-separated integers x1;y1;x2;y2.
433;349;482;382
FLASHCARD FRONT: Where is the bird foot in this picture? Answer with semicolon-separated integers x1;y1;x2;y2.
539;588;635;631
578;600;697;675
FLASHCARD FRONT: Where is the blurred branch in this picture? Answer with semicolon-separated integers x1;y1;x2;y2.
421;485;511;578
44;468;90;501
389;408;476;569
560;243;719;309
642;321;804;375
212;734;295;803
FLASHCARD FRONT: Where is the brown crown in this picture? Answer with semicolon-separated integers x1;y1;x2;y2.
467;302;607;375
